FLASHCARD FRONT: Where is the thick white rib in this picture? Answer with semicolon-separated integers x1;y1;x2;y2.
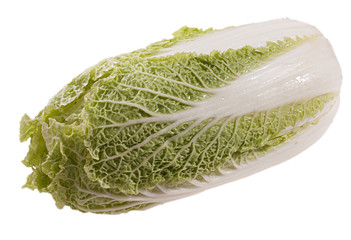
145;36;342;123
155;19;321;57
189;36;342;119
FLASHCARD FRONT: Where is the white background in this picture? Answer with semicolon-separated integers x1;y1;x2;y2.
1;0;350;239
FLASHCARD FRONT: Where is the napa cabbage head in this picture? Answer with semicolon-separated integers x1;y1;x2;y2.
20;19;342;214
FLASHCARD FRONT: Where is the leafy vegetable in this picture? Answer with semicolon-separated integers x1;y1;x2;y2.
20;19;342;214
